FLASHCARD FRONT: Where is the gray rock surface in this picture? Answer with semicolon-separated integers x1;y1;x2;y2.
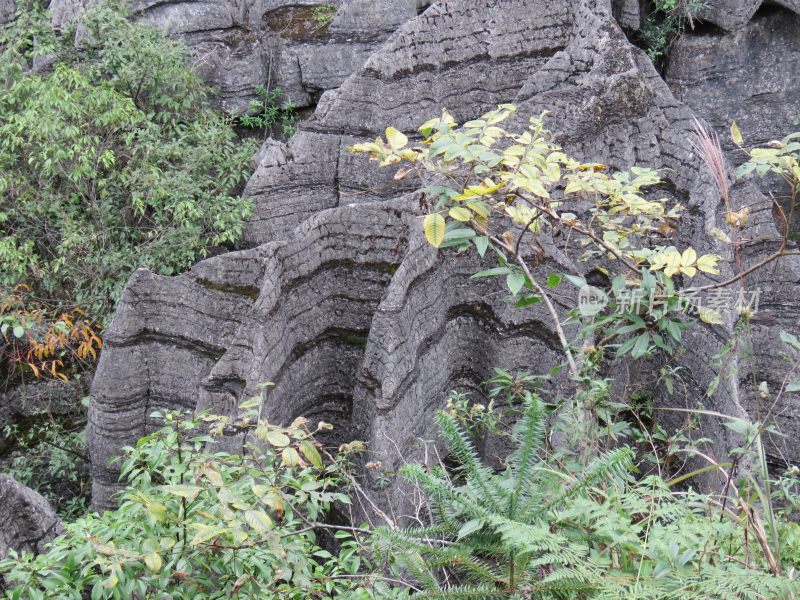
697;0;800;31
0;0;13;25
90;0;800;511
0;475;62;558
667;8;800;153
49;0;419;113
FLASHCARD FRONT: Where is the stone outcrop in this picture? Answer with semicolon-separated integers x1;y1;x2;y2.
697;0;800;31
0;476;62;559
49;0;420;114
90;0;800;511
0;0;13;25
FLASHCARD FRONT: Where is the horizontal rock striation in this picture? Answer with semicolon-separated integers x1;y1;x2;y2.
48;0;420;114
90;0;800;511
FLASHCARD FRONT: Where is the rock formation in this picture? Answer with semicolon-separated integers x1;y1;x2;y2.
49;0;422;113
0;475;62;560
89;0;800;511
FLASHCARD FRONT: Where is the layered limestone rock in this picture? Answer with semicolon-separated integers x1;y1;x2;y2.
90;0;800;510
697;0;800;31
49;0;420;113
0;476;62;559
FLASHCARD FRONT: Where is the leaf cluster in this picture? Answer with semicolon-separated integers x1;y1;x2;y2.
0;2;256;380
0;404;367;599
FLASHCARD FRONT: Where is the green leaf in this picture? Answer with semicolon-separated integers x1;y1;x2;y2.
546;273;561;288
514;295;542;308
266;430;291;447
423;213;446;248
780;330;800;351
457;519;484;540
299;439;323;469
631;333;651;359
244;509;273;534
563;274;587;288
472;267;511;279
474;235;489;257
12;325;24;339
385;127;408;150
161;485;201;501
506;273;526;296
787;382;800;393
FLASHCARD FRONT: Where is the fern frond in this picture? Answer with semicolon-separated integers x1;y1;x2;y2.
400;463;489;522
434;411;505;513
524;447;634;520
507;394;546;518
674;567;800;600
414;584;507;599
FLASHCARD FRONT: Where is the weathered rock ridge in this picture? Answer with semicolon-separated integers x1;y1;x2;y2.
49;0;422;113
0;476;62;563
89;0;800;510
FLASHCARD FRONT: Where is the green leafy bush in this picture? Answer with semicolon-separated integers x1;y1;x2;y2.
0;3;256;379
639;0;707;63
239;85;299;138
2;406;91;520
0;404;370;599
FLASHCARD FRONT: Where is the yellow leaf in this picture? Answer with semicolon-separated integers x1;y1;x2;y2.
394;167;413;180
709;227;730;243
299;439;323;469
731;121;743;146
699;307;724;325
466;201;490;218
258;489;286;516
680;247;697;267
200;464;224;487
385;127;408;151
696;254;722;275
281;446;300;467
144;552;162;573
244;509;273;534
101;573;119;589
664;250;682;277
190;525;225;546
564;180;583;195
347;142;381;154
423;213;446;248
161;485;202;501
449;206;472;222
266;430;291;447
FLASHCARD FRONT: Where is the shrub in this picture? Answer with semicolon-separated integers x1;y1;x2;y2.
0;401;371;599
239;85;300;138
0;3;257;381
2;408;91;521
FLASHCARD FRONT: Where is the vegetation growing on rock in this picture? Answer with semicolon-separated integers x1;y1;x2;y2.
0;3;256;384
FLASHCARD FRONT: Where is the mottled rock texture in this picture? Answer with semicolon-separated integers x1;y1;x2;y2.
90;0;800;510
0;0;13;25
48;0;420;113
0;476;62;559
